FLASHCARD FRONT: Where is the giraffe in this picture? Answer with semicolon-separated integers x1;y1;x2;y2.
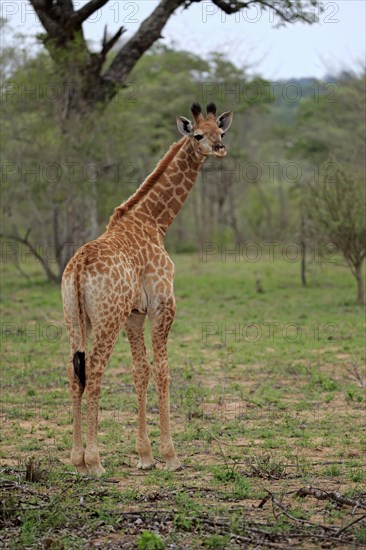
61;102;233;475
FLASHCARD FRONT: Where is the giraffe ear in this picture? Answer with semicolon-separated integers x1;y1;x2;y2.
216;111;233;133
176;116;193;136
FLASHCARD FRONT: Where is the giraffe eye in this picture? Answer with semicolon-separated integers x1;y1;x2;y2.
194;134;204;141
222;132;226;137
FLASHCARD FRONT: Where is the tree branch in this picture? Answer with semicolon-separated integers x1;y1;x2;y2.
101;25;126;59
296;487;366;510
70;0;110;27
104;0;186;86
56;0;74;18
0;231;59;283
211;0;258;14
29;0;63;38
27;0;324;107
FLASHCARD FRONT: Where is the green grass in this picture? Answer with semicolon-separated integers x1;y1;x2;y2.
1;251;365;548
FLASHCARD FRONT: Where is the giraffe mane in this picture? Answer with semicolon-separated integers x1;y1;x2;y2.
107;137;187;230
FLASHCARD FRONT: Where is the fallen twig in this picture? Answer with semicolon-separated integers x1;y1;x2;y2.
346;364;366;389
334;513;366;537
267;491;332;529
296;487;366;510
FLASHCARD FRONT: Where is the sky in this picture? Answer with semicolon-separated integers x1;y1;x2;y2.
1;0;365;80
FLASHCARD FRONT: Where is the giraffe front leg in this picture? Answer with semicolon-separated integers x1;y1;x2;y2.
67;356;88;475
133;361;156;470
153;360;182;471
150;299;182;472
125;312;155;470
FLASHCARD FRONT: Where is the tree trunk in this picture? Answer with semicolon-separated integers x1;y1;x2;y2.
355;263;365;305
300;214;307;287
300;239;307;288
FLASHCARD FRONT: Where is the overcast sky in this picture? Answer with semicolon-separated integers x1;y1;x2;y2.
1;0;365;79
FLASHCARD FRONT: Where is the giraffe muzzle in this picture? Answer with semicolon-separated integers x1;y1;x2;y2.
214;143;226;157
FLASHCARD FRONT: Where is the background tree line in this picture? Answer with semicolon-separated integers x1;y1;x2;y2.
1;0;365;304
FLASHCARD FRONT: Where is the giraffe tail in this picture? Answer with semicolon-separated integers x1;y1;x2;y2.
73;256;87;390
73;351;86;389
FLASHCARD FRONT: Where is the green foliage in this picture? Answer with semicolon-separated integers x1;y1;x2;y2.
2;18;365;293
304;163;366;303
323;464;342;477
292;76;365;165
211;465;251;498
287;73;366;302
356;527;366;544
137;531;165;550
203;534;231;549
1;31;272;276
173;513;193;530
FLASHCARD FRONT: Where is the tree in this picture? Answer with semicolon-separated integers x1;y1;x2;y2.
1;1;324;282
289;73;366;291
305;163;365;305
28;0;323;115
0;39;264;280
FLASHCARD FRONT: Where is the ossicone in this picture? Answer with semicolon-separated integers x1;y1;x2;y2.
191;103;202;117
206;102;217;115
191;102;203;122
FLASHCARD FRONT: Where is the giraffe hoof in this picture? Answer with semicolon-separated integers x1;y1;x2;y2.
71;449;88;475
164;457;182;471
75;465;89;475
87;464;106;477
137;458;156;470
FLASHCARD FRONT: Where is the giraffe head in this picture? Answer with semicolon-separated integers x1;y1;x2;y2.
176;103;233;159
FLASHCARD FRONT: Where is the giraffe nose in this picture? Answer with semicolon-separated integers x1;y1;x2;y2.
214;143;225;151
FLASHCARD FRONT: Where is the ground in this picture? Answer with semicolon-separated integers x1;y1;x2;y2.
1;249;365;549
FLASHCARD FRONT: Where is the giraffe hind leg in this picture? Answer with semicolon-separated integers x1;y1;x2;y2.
67;351;88;475
84;326;121;476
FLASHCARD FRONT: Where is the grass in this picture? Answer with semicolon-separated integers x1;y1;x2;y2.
1;250;365;548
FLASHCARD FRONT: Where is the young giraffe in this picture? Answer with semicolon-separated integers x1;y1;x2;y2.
61;102;233;475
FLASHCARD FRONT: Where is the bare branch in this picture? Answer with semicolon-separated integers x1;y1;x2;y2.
335;514;366;537
256;0;294;22
105;0;186;85
346;364;366;389
296;487;366;510
101;25;126;58
0;231;60;283
211;0;258;14
70;0;110;27
30;0;49;8
210;0;321;23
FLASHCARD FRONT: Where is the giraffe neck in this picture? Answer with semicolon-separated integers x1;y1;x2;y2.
136;137;204;233
108;137;205;234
